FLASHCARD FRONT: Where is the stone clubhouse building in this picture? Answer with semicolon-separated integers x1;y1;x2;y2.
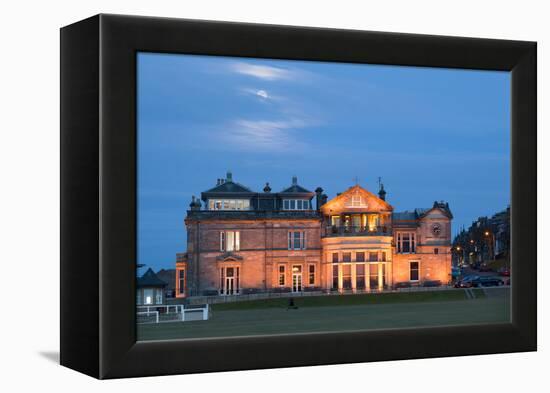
175;172;452;298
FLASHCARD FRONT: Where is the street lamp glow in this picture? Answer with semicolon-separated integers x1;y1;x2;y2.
485;231;490;236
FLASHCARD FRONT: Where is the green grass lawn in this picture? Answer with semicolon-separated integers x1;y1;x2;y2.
137;289;509;341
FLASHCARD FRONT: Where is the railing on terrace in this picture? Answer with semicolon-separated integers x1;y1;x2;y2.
178;285;457;305
323;225;391;237
187;209;321;219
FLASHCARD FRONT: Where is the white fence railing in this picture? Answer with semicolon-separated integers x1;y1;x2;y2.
137;304;209;324
184;285;460;305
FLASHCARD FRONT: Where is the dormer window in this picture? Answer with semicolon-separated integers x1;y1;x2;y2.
283;199;311;210
346;195;367;208
208;199;250;211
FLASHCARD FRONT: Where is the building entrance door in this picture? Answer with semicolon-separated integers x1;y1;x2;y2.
225;276;235;295
292;265;302;292
222;267;240;295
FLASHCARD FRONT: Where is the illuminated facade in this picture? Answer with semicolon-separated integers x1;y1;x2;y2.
175;172;452;298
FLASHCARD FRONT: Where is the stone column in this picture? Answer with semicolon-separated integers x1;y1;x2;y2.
351;262;357;293
378;263;384;291
386;261;393;288
338;264;343;293
366;263;371;291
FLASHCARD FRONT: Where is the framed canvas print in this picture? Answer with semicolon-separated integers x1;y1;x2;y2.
60;14;536;379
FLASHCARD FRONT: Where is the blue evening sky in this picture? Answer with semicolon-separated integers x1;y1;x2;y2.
137;53;510;272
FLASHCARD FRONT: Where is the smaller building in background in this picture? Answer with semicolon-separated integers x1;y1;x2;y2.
452;206;510;266
136;268;167;305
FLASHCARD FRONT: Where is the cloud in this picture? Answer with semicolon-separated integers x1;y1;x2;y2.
240;87;274;101
230;62;295;81
219;118;311;152
256;90;269;99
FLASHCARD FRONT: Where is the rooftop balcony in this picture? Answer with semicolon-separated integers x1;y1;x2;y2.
322;225;392;237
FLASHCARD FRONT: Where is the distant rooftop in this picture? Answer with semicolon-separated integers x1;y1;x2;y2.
137;268;167;288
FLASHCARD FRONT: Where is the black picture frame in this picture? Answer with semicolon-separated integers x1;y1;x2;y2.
60;14;536;379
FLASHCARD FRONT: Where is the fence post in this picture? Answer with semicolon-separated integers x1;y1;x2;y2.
181;304;185;321
203;304;209;320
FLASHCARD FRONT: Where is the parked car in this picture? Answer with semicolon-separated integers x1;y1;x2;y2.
454;275;479;288
394;281;412;289
423;280;442;287
472;276;504;287
498;267;511;277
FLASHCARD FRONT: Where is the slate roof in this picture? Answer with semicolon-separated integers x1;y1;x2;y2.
392;202;453;222
280;184;313;194
415;208;429;216
137;268;167;288
203;181;253;194
392;211;417;221
280;176;314;194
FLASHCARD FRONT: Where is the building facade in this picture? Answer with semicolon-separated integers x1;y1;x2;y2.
137;268;167;305
175;172;452;298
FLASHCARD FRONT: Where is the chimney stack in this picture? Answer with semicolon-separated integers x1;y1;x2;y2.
292;176;298;186
226;171;233;182
315;187;324;210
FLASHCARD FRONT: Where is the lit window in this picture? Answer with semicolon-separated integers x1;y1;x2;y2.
410;261;419;281
308;265;315;285
209;199;250;211
346;195;367;207
351;195;362;207
278;265;286;286
342;264;352;289
178;269;185;295
282;199;310;210
144;288;153;305
356;264;365;289
288;231;306;250
220;231;240;251
368;214;380;231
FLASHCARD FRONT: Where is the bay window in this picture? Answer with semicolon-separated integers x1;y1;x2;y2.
396;232;416;253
